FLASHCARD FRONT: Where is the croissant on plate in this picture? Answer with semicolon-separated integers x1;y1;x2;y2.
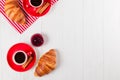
4;0;26;25
34;49;56;77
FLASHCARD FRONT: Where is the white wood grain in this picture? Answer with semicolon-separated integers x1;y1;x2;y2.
83;0;104;80
104;0;120;80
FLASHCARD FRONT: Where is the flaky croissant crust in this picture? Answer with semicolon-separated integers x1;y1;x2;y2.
4;0;26;25
34;49;56;77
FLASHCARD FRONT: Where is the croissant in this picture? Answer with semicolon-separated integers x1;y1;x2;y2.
34;49;56;77
4;0;26;25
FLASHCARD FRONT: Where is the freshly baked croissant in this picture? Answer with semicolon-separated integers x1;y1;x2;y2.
34;49;56;77
4;0;26;25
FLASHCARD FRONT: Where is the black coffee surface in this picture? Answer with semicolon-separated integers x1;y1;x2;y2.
30;0;42;7
15;52;25;63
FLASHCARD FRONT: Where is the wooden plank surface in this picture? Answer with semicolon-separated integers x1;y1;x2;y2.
1;0;120;80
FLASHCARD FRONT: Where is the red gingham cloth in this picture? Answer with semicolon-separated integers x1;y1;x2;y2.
0;0;58;34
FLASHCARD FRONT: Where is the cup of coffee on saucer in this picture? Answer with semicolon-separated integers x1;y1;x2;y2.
7;43;36;72
23;0;51;16
12;50;28;65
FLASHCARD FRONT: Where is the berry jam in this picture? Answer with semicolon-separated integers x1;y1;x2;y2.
31;33;44;47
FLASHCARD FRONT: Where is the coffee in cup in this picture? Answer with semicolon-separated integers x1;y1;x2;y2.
13;51;28;65
29;0;43;7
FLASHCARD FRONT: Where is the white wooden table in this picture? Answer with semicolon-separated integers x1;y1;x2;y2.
1;0;120;80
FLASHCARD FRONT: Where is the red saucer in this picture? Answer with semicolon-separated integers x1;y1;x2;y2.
23;0;51;17
7;43;36;72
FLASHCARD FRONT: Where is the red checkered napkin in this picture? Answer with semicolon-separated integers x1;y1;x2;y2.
0;0;58;34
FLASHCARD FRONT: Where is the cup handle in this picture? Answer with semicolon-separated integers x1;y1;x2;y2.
27;52;33;56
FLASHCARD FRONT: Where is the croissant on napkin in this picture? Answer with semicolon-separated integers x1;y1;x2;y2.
34;49;56;77
4;0;26;25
